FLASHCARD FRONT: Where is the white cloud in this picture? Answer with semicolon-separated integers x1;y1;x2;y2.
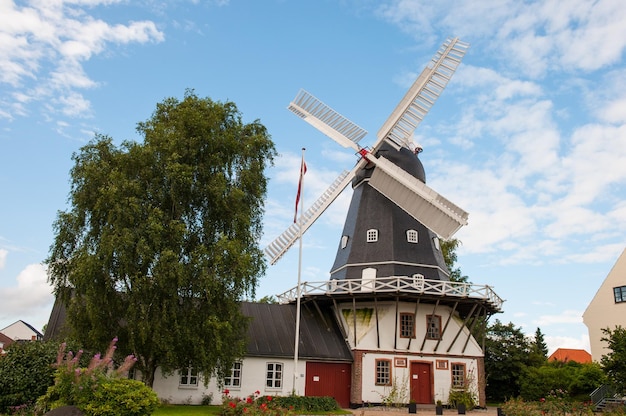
0;263;54;326
0;0;164;119
545;333;590;356
0;249;7;270
535;309;583;326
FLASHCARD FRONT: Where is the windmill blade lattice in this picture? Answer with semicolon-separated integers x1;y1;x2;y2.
265;166;360;265
376;37;469;150
288;89;367;151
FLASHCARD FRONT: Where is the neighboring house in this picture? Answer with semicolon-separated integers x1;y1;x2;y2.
0;332;14;355
549;348;592;364
583;248;626;362
0;320;43;342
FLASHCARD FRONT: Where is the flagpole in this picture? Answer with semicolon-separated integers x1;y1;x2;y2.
293;148;305;395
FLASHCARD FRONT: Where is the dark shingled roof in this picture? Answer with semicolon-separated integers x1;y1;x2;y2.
241;301;352;361
45;297;352;363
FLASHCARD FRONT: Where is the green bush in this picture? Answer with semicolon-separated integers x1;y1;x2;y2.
81;378;159;416
0;341;67;413
36;338;157;416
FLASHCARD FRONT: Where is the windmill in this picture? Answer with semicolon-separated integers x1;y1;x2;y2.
265;37;470;275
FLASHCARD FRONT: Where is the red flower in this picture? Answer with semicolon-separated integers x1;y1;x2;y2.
229;402;236;408
255;390;260;395
224;389;230;395
246;397;253;404
267;396;272;401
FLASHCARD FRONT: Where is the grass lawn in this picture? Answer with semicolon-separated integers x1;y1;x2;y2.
153;405;221;415
153;405;352;415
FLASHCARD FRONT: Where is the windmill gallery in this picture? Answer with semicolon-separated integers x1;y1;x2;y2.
45;38;504;409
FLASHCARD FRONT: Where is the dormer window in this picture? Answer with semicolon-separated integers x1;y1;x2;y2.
341;235;349;249
433;237;441;250
366;229;378;242
406;229;418;243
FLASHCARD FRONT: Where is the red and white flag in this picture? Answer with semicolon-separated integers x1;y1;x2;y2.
294;154;307;223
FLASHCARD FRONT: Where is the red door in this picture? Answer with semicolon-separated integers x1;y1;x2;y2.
305;362;351;408
410;362;432;404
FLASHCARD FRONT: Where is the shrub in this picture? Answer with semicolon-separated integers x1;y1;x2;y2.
0;340;74;413
36;338;158;416
81;378;159;416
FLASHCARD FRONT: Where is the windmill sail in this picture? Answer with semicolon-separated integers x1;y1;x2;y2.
376;37;469;150
288;89;367;151
265;166;359;265
367;154;468;239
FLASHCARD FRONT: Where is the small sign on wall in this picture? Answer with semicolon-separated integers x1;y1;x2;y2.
313;376;320;382
394;357;407;368
436;359;448;370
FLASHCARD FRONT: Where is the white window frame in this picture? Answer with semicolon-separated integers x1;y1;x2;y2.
266;362;283;389
224;361;242;388
406;229;418;243
179;367;198;388
366;229;378;242
341;235;349;249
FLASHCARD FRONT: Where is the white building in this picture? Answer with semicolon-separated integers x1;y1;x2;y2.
583;248;626;362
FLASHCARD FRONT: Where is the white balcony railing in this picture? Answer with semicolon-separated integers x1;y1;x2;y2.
276;275;504;311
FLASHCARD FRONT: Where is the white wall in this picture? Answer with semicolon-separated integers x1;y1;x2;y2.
338;301;482;356
150;357;306;405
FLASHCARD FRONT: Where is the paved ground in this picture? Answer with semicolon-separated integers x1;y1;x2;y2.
347;406;501;415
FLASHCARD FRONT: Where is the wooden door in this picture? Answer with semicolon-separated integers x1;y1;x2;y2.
410;362;432;404
305;362;351;408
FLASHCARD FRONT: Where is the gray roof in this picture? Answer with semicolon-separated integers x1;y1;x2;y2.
241;301;352;361
45;297;352;362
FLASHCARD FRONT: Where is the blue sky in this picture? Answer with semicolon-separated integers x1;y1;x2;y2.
1;0;625;354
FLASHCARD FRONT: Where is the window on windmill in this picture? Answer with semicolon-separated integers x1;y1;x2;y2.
341;235;349;249
426;315;442;340
433;237;441;250
179;367;198;387
224;361;242;388
375;359;392;386
400;313;416;338
367;229;378;242
406;229;418;243
451;363;466;388
614;286;626;303
266;362;283;389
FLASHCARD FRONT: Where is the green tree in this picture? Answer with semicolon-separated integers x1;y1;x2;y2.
600;325;626;393
46;90;277;387
440;238;468;282
484;320;532;402
519;361;606;401
528;327;549;367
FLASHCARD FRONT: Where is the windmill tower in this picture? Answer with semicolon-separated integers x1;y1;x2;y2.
265;38;502;408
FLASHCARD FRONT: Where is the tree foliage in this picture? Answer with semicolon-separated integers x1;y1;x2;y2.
484;320;533;402
440;238;468;282
519;361;606;401
600;325;626;393
46;90;277;386
528;327;549;367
